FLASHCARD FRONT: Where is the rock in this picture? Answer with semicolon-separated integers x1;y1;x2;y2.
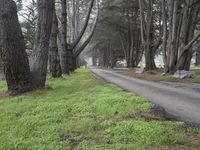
173;70;196;79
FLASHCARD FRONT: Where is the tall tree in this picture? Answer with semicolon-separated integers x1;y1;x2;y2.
196;46;200;66
60;0;69;74
49;11;62;77
30;0;55;87
162;0;200;73
59;0;96;74
139;0;162;71
0;0;32;95
0;0;55;95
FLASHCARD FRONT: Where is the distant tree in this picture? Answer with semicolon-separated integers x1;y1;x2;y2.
59;0;98;74
139;0;162;71
162;0;200;73
88;0;143;68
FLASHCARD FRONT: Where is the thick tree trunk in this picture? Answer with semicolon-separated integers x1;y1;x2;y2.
71;56;78;71
67;49;74;72
0;0;32;95
139;0;157;71
30;0;54;88
163;0;200;73
49;11;62;77
145;45;156;71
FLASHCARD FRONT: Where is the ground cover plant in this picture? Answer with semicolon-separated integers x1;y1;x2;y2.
0;69;199;150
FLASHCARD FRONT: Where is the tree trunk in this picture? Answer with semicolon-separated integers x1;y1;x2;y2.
49;11;62;77
0;0;32;95
161;0;167;69
196;46;200;66
144;44;156;71
139;0;157;71
30;0;54;88
60;0;69;74
163;0;200;73
67;48;74;72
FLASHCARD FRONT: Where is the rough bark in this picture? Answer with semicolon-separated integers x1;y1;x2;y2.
196;46;200;66
60;0;69;74
163;0;200;73
139;0;157;71
161;0;167;69
30;0;55;87
49;11;62;78
0;0;32;95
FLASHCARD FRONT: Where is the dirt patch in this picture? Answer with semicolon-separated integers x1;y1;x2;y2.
59;131;93;149
112;108;174;122
123;111;173;122
124;105;176;122
135;112;170;121
171;131;200;150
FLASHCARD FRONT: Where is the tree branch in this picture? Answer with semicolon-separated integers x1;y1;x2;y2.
69;0;95;50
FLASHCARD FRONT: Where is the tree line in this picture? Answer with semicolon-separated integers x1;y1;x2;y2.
0;0;98;95
0;0;200;95
89;0;200;73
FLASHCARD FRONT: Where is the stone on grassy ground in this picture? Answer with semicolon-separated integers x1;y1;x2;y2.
173;70;196;79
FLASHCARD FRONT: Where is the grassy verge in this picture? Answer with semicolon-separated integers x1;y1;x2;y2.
120;68;200;83
0;68;199;150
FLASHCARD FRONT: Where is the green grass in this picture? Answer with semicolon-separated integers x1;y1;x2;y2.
0;69;198;149
150;73;200;83
127;68;200;83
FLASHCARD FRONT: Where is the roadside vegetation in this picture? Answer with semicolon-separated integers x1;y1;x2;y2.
0;68;199;150
120;67;200;83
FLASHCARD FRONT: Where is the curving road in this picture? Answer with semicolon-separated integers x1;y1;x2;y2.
90;67;200;124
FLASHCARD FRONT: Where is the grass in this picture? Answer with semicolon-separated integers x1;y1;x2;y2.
121;68;200;83
0;68;199;150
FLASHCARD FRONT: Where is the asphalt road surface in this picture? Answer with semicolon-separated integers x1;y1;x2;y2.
90;67;200;124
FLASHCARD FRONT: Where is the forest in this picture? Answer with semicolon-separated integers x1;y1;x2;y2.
0;0;200;95
0;0;200;149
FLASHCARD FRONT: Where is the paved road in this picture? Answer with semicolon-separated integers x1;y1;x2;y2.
90;67;200;124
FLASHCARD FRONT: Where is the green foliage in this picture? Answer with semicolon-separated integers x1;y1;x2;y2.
0;69;193;149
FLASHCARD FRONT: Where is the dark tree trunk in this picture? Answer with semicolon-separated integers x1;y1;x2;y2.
139;0;158;71
196;46;200;66
60;0;69;74
0;0;32;95
49;11;62;78
164;0;200;73
67;49;74;72
71;56;78;71
30;0;54;88
145;48;156;71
